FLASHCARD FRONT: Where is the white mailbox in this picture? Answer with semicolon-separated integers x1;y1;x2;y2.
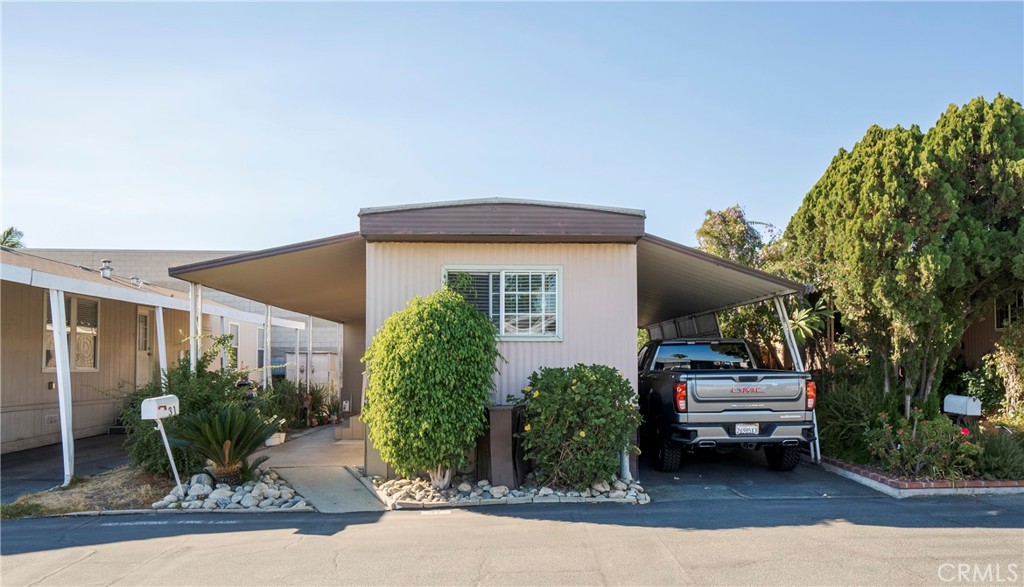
944;394;982;417
141;394;180;420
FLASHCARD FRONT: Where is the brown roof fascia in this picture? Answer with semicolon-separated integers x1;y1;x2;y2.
168;232;363;278
640;233;806;293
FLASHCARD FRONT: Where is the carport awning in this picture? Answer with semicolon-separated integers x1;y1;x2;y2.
168;232;803;327
636;234;803;328
169;233;367;324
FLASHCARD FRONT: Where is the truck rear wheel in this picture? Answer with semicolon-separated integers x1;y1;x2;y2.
764;445;801;471
657;442;682;472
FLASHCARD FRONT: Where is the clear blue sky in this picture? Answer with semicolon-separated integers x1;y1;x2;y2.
4;2;1022;251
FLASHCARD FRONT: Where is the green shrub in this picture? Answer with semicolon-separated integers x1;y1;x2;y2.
256;379;304;429
866;409;981;480
121;336;251;477
816;377;895;464
972;427;1024;480
361;288;501;489
515;364;641;489
991;322;1024;417
959;359;1006;415
169;405;280;485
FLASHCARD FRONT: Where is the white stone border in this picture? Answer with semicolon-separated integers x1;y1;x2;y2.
349;467;649;510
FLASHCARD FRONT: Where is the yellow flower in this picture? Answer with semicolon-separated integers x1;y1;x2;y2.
524;424;532;432
579;430;586;438
532;390;540;398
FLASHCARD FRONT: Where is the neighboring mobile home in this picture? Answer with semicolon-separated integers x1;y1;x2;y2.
169;198;805;480
0;248;301;482
27;248;344;385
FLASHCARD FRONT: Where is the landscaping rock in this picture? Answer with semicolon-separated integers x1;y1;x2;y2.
190;473;214;488
612;480;628;491
457;482;473;493
188;484;212;498
537;487;554;497
152;500;169;509
490;485;510;498
591;481;611;494
608;489;627;499
240;494;260;508
208;488;234;500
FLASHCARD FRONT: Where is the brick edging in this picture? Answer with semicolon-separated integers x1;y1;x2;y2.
821;456;1024;490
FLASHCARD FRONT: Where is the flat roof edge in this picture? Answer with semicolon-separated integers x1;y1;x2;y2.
358;197;646;218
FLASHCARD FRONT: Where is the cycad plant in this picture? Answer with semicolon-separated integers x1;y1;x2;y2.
170;405;282;486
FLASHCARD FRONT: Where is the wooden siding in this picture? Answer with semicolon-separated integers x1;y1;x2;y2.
958;305;1003;368
360;202;645;243
365;242;639;404
1;281;191;453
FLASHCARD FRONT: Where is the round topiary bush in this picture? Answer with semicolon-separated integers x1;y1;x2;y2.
517;364;641;489
361;288;501;489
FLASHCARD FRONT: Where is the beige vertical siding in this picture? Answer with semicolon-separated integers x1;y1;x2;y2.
1;281;194;453
365;242;638;403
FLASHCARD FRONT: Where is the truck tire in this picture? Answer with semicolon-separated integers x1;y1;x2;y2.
657;442;682;472
764;445;801;471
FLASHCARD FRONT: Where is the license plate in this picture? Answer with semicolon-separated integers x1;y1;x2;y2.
735;423;759;435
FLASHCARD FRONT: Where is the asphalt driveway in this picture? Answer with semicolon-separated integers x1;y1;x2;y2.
1;434;129;503
638;446;880;502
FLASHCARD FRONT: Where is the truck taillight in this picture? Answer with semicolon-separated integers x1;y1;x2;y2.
806;381;817;410
674;382;687;412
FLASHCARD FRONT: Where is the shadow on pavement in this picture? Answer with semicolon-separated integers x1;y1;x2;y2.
0;511;387;556
1;434;129;504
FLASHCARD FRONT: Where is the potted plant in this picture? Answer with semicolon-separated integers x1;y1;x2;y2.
265;418;287;446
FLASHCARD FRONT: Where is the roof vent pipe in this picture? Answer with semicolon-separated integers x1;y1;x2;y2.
100;259;113;279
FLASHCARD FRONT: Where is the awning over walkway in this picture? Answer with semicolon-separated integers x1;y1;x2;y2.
168;231;801;328
169;233;367;324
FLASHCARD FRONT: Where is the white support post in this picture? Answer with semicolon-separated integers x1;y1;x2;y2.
155;306;168;391
305;315;313;390
188;283;197;371
264;305;273;388
219;316;227;370
48;289;75;486
773;296;805;372
294;328;301;383
772;296;820;463
195;284;203;362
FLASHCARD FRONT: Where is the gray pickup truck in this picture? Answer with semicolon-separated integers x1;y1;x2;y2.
638;338;816;472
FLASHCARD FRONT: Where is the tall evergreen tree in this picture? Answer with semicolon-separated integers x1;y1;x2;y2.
784;95;1024;414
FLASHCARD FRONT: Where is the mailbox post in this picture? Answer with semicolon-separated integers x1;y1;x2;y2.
141;395;184;495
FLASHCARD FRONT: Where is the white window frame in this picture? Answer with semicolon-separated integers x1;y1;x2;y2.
42;292;100;372
995;288;1023;331
442;265;563;342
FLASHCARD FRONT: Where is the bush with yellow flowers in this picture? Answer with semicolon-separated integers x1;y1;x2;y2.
515;364;640;489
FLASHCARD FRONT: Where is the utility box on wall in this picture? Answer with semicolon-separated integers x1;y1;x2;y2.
285;352;339;390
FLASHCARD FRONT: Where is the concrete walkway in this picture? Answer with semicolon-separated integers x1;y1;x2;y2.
259;426;385;514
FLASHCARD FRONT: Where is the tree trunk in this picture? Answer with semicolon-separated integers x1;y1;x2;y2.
429;466;452;491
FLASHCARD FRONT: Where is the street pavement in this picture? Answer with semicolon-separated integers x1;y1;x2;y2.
2;458;1022;586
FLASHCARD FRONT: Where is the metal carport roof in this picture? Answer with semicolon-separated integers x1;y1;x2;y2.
168;231;802;327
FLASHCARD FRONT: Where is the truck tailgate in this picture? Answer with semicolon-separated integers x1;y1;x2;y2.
688;372;805;412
